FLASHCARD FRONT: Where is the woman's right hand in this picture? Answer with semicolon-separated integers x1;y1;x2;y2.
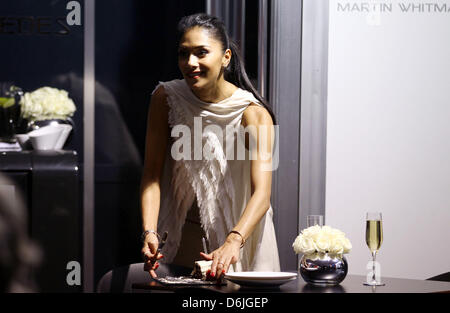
142;232;164;278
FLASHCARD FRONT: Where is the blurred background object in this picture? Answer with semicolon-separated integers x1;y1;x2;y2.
0;83;27;143
0;151;81;292
0;174;41;292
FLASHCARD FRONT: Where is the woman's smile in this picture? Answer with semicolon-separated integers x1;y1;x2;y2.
187;71;204;79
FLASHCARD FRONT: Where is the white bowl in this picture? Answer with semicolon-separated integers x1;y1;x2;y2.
50;124;72;149
14;134;31;149
28;126;64;150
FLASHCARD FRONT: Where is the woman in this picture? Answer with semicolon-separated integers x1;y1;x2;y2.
141;13;280;280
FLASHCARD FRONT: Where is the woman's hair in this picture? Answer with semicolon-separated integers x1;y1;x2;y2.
177;13;277;125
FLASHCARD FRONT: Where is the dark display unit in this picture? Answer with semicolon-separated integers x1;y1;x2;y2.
0;150;81;292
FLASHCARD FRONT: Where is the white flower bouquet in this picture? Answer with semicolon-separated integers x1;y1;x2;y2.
20;87;76;121
293;225;352;258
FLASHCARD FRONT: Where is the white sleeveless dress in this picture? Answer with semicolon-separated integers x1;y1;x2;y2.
151;79;280;272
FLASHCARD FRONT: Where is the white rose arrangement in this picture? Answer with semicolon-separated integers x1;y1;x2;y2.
20;87;76;121
293;225;352;258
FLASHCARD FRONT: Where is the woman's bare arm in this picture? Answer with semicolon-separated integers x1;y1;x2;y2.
201;103;275;278
140;85;169;277
231;104;274;243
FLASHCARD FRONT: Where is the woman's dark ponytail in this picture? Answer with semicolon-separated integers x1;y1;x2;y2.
224;40;276;125
178;13;277;125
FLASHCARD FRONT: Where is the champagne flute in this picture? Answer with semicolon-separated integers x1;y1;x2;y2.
364;212;385;286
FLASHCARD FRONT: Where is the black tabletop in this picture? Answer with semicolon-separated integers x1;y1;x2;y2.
132;274;450;293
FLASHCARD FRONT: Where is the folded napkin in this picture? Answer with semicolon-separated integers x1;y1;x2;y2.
0;141;22;151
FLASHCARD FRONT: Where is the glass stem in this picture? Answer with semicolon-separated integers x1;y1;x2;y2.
372;251;377;282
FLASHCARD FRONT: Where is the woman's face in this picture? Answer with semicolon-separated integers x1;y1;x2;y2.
178;26;231;91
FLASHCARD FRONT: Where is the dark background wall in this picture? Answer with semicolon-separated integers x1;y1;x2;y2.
0;0;264;289
0;0;84;292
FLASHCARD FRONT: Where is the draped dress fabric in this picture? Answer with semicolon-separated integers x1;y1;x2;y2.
151;79;280;272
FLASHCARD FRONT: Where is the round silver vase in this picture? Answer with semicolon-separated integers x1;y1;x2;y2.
299;253;348;286
28;117;74;131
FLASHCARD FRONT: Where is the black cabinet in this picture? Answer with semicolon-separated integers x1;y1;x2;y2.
0;150;81;292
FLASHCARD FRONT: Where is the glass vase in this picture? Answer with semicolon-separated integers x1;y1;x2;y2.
299;252;348;286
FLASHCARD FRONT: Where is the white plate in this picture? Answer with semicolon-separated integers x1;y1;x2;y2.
224;272;298;287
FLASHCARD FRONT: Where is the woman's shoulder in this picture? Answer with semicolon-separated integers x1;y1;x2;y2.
150;84;168;108
152;83;166;97
242;103;273;127
152;79;185;94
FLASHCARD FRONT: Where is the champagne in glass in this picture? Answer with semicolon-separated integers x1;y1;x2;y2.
364;212;385;286
366;220;383;252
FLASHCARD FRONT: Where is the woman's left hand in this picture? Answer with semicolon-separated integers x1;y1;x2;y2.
199;234;242;279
